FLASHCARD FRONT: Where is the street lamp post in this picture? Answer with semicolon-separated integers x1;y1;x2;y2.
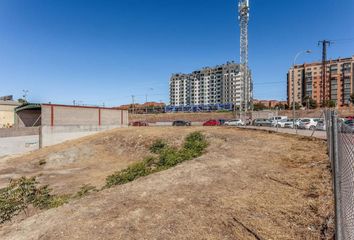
145;88;154;114
292;50;312;132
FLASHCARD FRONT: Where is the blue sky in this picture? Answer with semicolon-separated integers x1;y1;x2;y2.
0;0;353;106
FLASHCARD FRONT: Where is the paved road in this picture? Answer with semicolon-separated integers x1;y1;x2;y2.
239;126;327;139
150;122;327;139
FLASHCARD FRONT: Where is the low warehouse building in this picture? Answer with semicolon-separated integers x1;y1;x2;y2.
14;103;128;147
0;100;21;128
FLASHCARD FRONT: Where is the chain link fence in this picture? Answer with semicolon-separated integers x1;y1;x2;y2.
325;109;354;240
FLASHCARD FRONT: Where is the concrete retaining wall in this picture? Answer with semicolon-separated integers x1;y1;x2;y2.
0;125;126;157
0;105;129;157
0;135;39;157
40;125;125;147
0;127;39;138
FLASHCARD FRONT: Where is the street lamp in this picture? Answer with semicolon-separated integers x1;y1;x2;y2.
145;88;154;114
292;50;312;131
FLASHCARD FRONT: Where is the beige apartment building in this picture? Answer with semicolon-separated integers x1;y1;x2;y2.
287;56;354;107
0;100;21;128
170;62;252;107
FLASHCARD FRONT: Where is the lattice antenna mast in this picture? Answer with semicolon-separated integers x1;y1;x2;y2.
238;0;250;112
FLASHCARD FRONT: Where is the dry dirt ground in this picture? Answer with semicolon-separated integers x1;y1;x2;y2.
0;127;334;239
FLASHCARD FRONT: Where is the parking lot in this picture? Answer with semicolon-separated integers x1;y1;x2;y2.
240;125;327;139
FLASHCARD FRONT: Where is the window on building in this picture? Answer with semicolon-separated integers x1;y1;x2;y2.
330;65;338;74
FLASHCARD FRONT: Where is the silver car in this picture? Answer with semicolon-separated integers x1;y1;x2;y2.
225;119;245;126
284;119;301;128
298;118;320;130
315;120;326;131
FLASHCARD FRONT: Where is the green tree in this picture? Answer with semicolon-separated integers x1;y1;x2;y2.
289;102;301;110
253;102;267;111
302;96;318;109
274;103;285;110
323;100;336;108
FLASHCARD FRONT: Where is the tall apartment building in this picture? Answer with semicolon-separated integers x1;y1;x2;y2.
169;62;252;107
287;56;354;107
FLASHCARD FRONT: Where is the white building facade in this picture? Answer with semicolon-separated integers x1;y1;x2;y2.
169;62;252;107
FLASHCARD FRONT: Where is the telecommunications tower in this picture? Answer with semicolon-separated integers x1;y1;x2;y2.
238;0;251;111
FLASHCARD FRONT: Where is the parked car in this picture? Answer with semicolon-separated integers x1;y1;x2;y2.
269;116;288;127
224;119;245;126
298;118;321;130
218;119;227;125
130;121;149;126
315;120;326;131
252;118;272;127
341;119;354;133
203;119;221;126
284;118;303;129
172;120;191;126
273;119;288;128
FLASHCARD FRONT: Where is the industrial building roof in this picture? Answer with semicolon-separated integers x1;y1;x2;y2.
15;103;126;113
15;103;41;112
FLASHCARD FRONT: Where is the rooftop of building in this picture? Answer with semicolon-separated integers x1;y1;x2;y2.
0;100;21;106
15;102;126;113
172;61;241;76
293;55;354;69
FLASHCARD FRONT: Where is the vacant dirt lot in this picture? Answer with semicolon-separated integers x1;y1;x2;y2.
0;127;334;239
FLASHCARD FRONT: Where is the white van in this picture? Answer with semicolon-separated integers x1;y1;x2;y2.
269;116;288;127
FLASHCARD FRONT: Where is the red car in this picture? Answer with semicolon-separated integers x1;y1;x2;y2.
129;121;149;126
203;119;221;126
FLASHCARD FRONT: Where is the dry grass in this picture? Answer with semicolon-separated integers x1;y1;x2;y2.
0;127;334;239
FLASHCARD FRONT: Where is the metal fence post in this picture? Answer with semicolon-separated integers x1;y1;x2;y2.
38;126;42;149
332;112;343;240
328;111;333;169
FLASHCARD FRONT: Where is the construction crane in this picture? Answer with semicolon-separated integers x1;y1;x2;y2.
238;0;251;113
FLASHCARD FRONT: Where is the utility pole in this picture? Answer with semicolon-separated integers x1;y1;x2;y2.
145;88;153;114
131;95;135;114
318;40;331;106
145;94;148;114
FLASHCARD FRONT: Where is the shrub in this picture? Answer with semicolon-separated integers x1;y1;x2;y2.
0;177;68;223
149;139;168;154
0;177;37;223
183;132;208;156
106;161;151;187
33;186;69;209
106;132;208;188
75;184;98;198
157;147;183;168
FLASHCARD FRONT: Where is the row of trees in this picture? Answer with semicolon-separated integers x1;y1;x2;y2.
252;94;354;111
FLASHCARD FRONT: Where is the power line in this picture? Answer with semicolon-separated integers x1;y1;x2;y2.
331;37;354;42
